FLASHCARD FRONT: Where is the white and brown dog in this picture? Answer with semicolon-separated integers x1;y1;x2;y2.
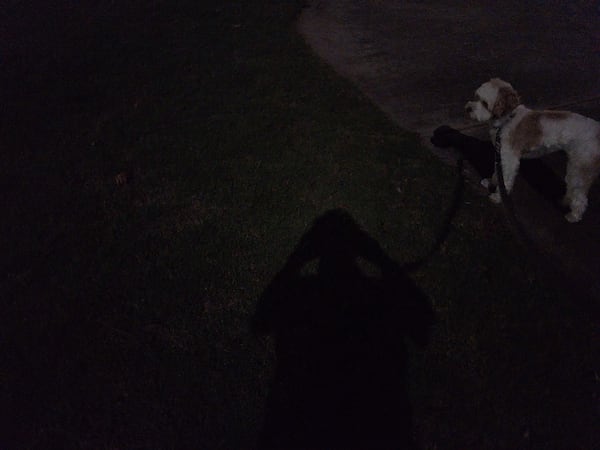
465;78;600;222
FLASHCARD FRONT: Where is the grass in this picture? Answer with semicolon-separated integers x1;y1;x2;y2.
0;1;595;448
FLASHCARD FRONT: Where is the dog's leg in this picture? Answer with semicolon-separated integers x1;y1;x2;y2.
489;147;520;203
481;171;498;190
564;156;600;222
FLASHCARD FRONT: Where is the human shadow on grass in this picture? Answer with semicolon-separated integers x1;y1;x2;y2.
431;126;566;206
253;209;434;450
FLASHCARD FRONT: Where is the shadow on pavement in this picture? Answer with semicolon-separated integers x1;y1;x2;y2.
253;209;434;450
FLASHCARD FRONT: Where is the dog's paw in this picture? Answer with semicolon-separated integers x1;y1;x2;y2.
564;211;582;223
481;178;492;189
489;192;502;204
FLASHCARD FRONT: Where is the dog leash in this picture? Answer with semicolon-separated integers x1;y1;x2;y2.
493;123;540;252
402;125;538;273
402;157;465;272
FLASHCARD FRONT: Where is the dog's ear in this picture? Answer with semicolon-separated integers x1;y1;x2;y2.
492;87;520;118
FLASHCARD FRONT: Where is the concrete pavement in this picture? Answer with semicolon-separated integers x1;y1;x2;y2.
297;0;600;299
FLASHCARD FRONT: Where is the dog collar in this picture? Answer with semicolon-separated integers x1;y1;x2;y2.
492;109;519;153
491;108;519;130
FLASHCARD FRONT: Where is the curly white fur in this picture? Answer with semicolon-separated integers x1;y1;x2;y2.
465;78;600;222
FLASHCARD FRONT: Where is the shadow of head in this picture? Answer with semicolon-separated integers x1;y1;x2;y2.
253;209;433;450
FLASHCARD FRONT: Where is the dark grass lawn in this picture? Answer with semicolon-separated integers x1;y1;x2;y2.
0;1;596;448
